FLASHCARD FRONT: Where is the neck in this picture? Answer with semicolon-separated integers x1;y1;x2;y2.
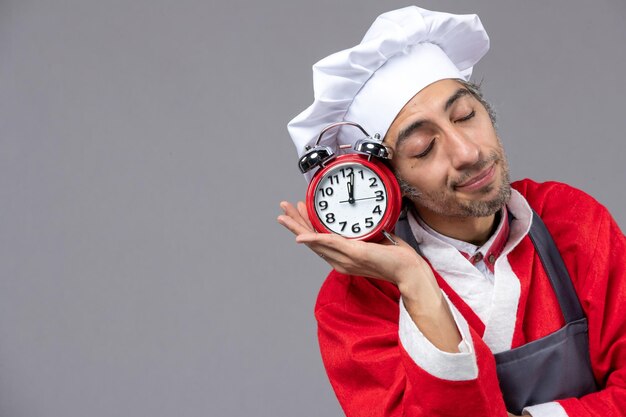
413;206;500;246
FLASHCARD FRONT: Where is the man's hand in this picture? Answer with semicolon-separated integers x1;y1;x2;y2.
277;200;425;285
277;200;462;352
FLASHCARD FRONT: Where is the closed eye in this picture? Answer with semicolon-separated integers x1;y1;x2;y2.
414;139;435;158
455;110;475;123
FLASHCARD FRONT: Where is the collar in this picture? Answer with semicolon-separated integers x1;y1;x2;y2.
416;207;510;273
407;188;533;276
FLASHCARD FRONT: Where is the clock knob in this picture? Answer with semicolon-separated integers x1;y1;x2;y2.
354;139;391;159
298;146;335;174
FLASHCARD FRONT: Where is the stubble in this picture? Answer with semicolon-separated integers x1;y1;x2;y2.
397;142;512;218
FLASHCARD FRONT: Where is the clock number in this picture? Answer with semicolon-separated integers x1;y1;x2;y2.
339;221;347;232
358;170;365;180
365;217;374;228
373;205;382;215
339;167;353;178
318;201;328;211
369;177;378;188
375;190;384;201
318;187;334;197
329;174;340;185
351;223;361;233
325;213;336;223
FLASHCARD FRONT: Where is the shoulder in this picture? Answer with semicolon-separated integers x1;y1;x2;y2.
512;178;609;223
512;179;610;284
512;178;602;208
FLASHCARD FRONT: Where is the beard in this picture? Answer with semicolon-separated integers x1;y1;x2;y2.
397;143;511;218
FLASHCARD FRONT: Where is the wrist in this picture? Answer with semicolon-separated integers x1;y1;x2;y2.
401;286;446;320
396;259;439;303
401;288;461;353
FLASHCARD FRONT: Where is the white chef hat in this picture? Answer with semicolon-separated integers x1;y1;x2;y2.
288;6;490;181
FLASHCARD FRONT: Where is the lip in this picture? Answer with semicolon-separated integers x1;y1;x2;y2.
455;164;496;192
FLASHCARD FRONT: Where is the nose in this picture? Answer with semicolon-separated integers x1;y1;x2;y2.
443;126;481;170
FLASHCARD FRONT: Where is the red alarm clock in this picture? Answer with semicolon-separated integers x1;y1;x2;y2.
298;122;402;242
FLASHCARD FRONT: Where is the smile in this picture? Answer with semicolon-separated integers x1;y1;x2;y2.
455;164;496;192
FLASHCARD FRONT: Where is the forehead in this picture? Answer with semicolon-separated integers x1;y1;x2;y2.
399;78;466;113
384;78;468;146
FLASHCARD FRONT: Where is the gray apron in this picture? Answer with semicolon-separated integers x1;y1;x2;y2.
395;210;598;414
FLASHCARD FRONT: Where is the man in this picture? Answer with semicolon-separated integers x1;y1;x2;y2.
277;6;626;417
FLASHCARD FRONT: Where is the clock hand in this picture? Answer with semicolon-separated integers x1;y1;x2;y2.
347;172;355;204
339;196;378;204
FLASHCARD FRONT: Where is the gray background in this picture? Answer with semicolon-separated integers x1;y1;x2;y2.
1;0;624;416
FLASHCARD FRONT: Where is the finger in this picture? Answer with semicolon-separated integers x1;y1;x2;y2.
300;235;347;254
296;230;344;246
279;201;313;231
297;233;365;264
296;201;314;230
277;213;314;236
302;243;354;271
296;233;347;256
288;233;346;265
279;201;303;222
305;244;341;262
297;234;408;280
303;242;384;279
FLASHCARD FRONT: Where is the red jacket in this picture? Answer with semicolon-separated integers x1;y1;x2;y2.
315;179;626;416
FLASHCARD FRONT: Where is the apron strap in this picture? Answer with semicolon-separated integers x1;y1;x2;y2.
527;210;586;323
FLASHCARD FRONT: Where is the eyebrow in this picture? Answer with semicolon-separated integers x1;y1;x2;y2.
394;88;471;150
444;88;471;111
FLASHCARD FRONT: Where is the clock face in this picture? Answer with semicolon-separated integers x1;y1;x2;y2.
313;162;388;238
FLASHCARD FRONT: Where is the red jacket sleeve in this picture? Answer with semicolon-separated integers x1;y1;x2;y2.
315;272;508;417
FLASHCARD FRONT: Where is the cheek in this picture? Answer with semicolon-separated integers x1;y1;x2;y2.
474;121;499;145
394;158;448;192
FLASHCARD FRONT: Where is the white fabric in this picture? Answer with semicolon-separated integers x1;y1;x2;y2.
523;401;568;417
484;190;532;352
344;43;461;144
287;6;490;182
